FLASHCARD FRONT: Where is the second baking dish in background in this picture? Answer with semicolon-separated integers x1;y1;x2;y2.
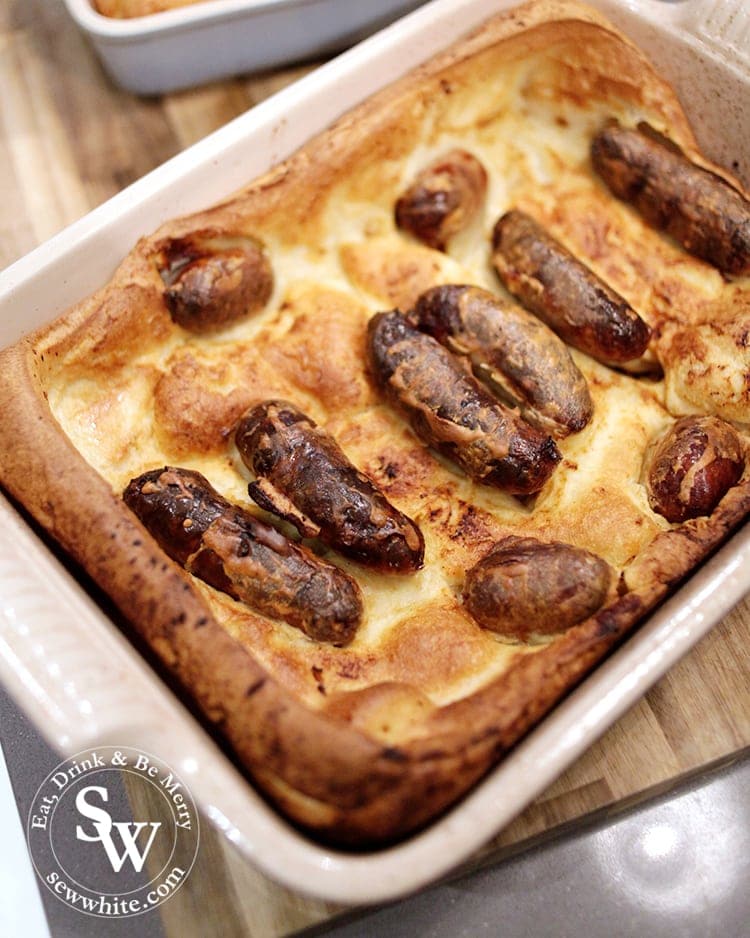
63;0;430;93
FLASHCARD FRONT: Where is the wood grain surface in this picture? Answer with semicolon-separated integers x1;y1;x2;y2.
1;2;749;935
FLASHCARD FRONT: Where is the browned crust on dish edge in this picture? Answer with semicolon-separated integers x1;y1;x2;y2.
2;337;748;844
1;1;749;846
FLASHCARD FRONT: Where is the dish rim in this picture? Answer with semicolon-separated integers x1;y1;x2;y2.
63;0;423;39
2;0;749;904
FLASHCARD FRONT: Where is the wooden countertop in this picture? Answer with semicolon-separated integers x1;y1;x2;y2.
2;1;749;934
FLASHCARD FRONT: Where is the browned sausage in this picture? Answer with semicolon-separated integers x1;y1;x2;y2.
591;122;750;276
491;209;651;365
413;284;593;437
123;466;362;644
645;416;744;523
235;401;425;574
157;232;273;333
463;536;612;640
366;310;561;495
395;149;488;251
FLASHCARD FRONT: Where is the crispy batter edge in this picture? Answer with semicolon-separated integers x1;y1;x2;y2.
1;1;747;845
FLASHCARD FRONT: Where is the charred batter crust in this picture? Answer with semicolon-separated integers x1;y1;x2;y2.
591;122;750;276
492;209;652;364
235;400;425;573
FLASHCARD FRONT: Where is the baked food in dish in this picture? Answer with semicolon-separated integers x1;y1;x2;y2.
1;0;749;847
93;0;206;16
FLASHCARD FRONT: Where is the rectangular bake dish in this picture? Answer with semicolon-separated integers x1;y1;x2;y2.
2;0;750;904
63;0;428;93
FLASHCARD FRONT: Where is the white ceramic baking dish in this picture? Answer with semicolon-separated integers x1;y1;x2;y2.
1;0;749;905
63;0;428;93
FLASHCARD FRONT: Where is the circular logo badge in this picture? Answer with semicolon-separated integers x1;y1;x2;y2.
27;746;200;918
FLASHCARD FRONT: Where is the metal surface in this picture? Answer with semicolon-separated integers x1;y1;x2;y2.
300;753;750;938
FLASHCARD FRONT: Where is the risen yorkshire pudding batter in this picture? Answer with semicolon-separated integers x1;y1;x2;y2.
1;1;749;844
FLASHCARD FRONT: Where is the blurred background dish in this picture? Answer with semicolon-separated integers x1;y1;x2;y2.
63;0;429;93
